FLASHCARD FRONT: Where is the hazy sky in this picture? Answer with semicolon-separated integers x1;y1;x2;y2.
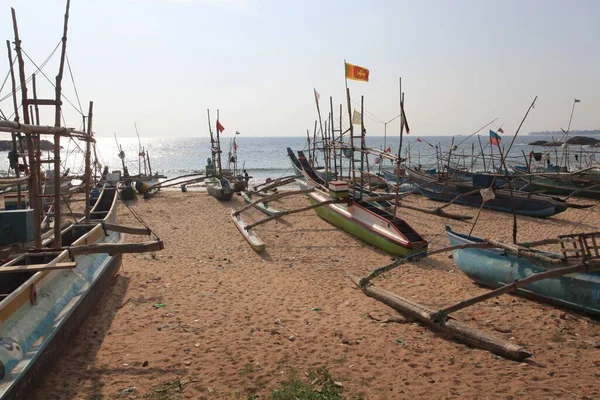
0;0;598;138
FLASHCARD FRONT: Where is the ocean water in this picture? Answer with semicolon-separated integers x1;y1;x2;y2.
1;134;597;186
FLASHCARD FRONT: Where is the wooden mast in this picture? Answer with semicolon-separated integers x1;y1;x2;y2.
216;109;223;175
53;0;71;248
207;109;215;170
392;78;403;221
12;7;42;248
84;101;93;222
6;40;23;210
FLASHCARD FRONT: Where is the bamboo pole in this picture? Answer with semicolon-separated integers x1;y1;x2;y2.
52;0;71;248
85;101;93;222
477;135;487;172
360;242;491;285
441;262;595;316
6;41;24;209
234;188;315;215
11;7;42;248
245;199;341;230
350;276;531;361
393;82;404;221
0;120;90;139
31;74;40;125
253;175;302;193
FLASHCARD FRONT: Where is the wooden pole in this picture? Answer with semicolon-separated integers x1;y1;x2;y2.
52;0;71;249
12;7;42;248
441;262;593;316
85;101;93;222
207;109;215;168
359;95;365;199
245;199;342;230
345;88;354;191
6;40;23;209
234;188;315;215
216;109;222;175
314;89;327;172
393;82;404;221
31;74;40;125
330;97;337;179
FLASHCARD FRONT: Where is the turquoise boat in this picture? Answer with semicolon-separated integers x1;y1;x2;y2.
446;226;600;316
0;186;123;397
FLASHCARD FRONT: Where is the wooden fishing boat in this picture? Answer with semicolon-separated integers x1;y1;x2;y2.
286;147;331;182
241;191;283;216
446;226;600;316
205;176;234;201
512;165;600;199
407;167;569;217
0;184;161;398
296;152;428;258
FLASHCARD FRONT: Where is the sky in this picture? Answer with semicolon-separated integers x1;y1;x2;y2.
0;0;598;138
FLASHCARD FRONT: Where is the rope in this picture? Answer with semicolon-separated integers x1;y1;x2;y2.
65;53;84;115
0;56;16;95
21;48;84;116
568;202;599;235
0;40;61;104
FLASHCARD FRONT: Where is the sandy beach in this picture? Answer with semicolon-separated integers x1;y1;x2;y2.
30;190;600;399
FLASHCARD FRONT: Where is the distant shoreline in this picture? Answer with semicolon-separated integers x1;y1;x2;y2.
528;130;600;136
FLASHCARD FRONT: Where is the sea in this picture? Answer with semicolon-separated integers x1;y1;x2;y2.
1;134;597;186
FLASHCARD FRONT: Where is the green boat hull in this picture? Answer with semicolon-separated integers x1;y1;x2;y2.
309;198;426;258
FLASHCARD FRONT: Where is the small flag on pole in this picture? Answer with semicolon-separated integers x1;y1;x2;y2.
417;137;423;142
345;62;369;82
352;110;362;125
489;130;502;146
314;88;321;102
217;121;225;133
385;147;392;153
575;98;581;103
497;127;504;134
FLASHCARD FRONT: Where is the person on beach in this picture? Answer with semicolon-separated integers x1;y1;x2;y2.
243;169;249;189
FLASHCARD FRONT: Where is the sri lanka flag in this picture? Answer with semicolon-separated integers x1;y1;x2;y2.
489;130;501;146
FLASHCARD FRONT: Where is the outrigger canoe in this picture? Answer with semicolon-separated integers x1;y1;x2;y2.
0;186;124;397
296;152;428;258
446;226;600;316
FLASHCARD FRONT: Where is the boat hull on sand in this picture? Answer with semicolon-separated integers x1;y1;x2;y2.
205;177;234;201
446;227;600;316
0;186;124;399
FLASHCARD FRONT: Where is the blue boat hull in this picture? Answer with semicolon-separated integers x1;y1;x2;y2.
407;167;568;218
446;227;600;316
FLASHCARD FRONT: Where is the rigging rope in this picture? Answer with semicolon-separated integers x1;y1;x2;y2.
65;52;84;115
21;47;84;116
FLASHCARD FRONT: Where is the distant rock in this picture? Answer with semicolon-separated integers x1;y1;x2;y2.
566;136;600;146
528;140;560;146
0;139;54;152
528;136;600;146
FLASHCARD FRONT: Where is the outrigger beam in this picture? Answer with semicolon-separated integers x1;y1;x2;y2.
234;188;315;215
244;199;342;230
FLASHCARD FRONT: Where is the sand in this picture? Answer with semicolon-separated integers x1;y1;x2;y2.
30;190;600;399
